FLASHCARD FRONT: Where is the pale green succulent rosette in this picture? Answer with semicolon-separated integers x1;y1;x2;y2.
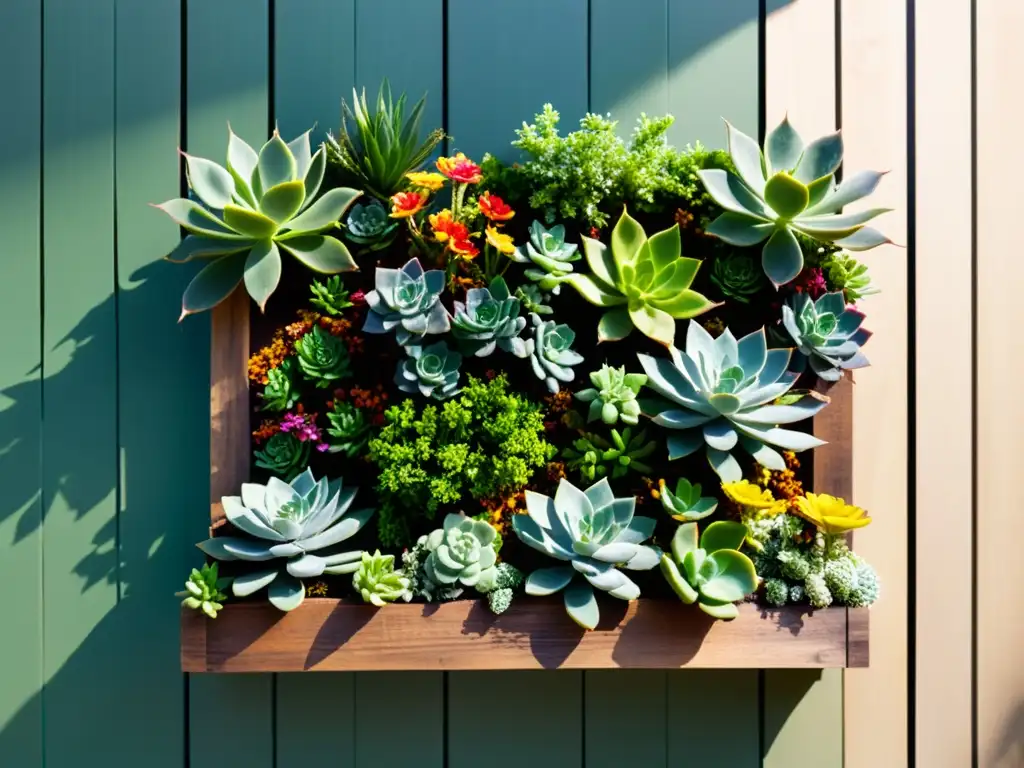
353;550;411;606
574;364;648;426
422;514;500;593
659;477;718;522
781;291;871;382
451;276;529;358
510;220;581;293
158;125;361;318
395;340;462;400
526;313;585;394
363;257;451;346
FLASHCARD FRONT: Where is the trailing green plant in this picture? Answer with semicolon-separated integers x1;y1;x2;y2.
781;291;871;381
526;313;585;394
451;276;528;358
176;562;231;619
197;470;374;612
368;374;555;546
513;477;660;629
294;324;352;387
326;79;445;199
325;400;372;458
698;117;891;287
515;283;554;315
821;251;879;302
395;340;462;400
353;550;412;606
363;257;450;346
562;427;657;483
421;514;500;595
158;126;361;317
659;520;758;619
659;477;718;522
509;221;581;292
254;431;310;481
259;358;300;412
309;275;353;315
574;364;647;426
344;199;399;249
638;320;828;481
567;208;717;346
709;253;765;303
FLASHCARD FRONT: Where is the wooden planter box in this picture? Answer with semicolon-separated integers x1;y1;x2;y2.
184;292;869;673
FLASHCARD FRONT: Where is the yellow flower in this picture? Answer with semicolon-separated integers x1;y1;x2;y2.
793;493;872;535
721;480;785;513
406;171;446;191
485;224;515;255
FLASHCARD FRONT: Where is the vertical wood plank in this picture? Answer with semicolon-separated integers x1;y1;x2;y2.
356;672;444;767
585;670;666;768
976;2;1024;766
448;671;582;768
447;0;588;161
114;0;195;765
666;670;760;766
41;2;120;764
667;0;760;146
841;1;910;766
763;670;843;767
915;0;974;766
185;2;275;764
277;674;356;767
0;0;43;763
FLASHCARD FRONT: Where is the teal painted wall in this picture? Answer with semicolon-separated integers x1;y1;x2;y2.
0;0;841;765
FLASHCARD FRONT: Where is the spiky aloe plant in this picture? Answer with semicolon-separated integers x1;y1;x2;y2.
158;126;361;318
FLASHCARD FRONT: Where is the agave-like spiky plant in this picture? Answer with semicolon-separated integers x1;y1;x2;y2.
698;117;891;287
638;321;828;481
782;291;871;381
197;469;374;612
158;126;361;319
326;79;445;199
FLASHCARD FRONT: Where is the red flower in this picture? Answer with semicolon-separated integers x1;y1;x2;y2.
478;192;514;221
389;190;428;218
450;237;480;259
436;152;483;184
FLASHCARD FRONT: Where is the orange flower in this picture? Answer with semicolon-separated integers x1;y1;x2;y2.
390;190;428;218
450;237;480;259
485;225;515;255
405;171;446;191
436;152;483;184
478;192;514;221
428;209;470;244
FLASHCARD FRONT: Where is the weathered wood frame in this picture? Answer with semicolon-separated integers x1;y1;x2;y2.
182;290;869;672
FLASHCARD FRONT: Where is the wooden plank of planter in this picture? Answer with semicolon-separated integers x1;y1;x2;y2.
182;599;866;672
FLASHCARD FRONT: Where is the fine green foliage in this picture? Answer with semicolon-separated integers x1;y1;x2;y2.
659;477;718;522
514;477;660;629
259;358;300;412
309;275;353;315
353;550;411;606
567;208;718;346
158;126;361;317
422;514;500;593
562;427;657;483
821;251;879;302
698;117;891;286
659;520;758;619
176;562;231;619
526;313;585;394
363;257;451;346
574;364;648;426
344;199;399;248
395;340;462;400
326;79;445;199
509;221;581;292
451;276;528;358
197;470;374;612
325;400;372;458
254;431;310;481
710;253;765;304
781;291;871;382
294;324;351;387
368;375;555;546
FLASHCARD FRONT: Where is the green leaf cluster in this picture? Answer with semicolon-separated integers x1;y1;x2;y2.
368;374;556;546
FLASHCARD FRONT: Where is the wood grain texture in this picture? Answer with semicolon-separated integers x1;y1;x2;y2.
210;291;251;514
181;599;863;672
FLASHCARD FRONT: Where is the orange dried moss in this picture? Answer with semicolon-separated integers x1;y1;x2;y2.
252;419;280;444
756;450;805;509
248;332;292;385
544;389;573;415
702;316;726;337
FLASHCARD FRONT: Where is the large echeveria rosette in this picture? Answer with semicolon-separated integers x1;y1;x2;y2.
363;257;451;346
451;276;528;358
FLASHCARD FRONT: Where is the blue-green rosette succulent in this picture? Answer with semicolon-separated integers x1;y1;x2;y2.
394;340;462;400
451;276;528;358
345;199;398;248
525;313;585;394
510;220;581;293
781;291;871;382
363;257;451;346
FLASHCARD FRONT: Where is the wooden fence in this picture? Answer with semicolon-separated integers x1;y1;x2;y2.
0;0;1018;765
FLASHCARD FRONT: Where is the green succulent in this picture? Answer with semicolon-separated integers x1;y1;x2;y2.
353;550;412;606
821;252;879;302
710;253;764;303
574;364;647;426
781;291;871;382
423;514;500;593
309;275;353;316
514;478;660;629
326;79;445;199
260;358;300;412
176;562;231;619
510;221;581;292
395;340;462;400
294;324;351;387
197;469;374;612
698;117;891;287
452;276;528;358
660;521;758;619
254;431;311;481
563;427;656;483
363;257;451;346
345;199;399;248
659;478;718;522
325;400;372;458
515;283;554;315
526;313;585;394
159;126;361;317
567;208;717;346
